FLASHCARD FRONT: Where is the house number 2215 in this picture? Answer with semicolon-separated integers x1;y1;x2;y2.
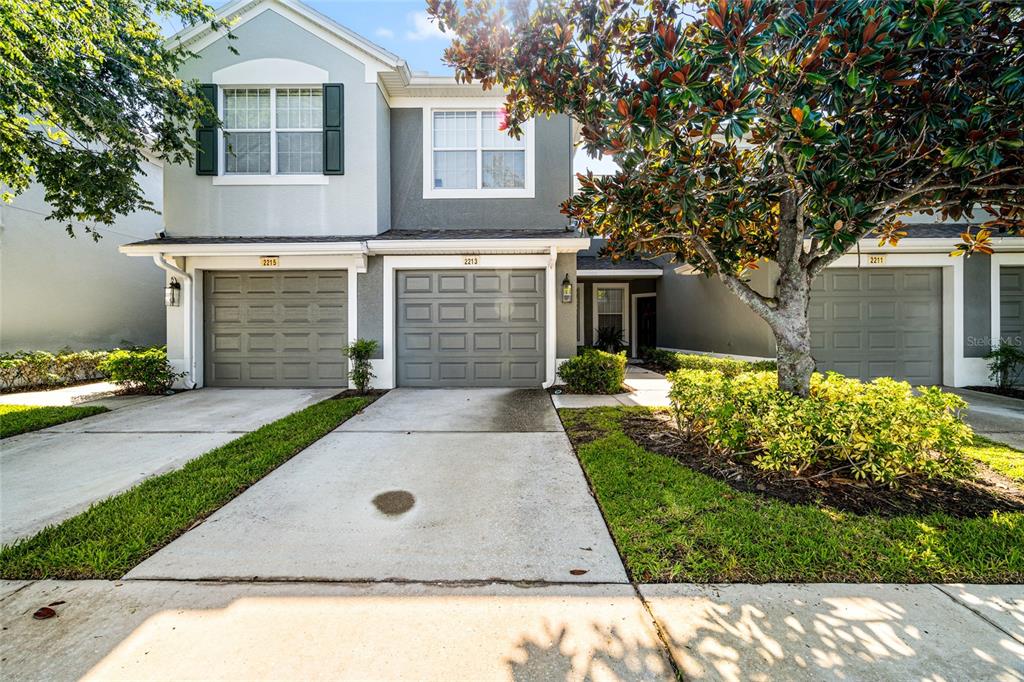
463;257;479;265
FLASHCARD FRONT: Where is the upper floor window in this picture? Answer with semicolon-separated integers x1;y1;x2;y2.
423;108;535;199
222;87;323;176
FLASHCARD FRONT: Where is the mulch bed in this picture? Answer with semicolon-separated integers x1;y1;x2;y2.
966;385;1024;401
619;411;1024;519
330;388;389;400
547;384;632;396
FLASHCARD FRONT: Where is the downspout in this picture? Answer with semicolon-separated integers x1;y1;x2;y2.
543;245;558;388
152;254;196;389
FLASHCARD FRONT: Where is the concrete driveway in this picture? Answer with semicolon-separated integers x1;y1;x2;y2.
949;388;1024;450
127;388;627;583
0;388;337;545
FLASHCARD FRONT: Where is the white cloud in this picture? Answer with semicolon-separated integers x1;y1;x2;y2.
404;11;446;41
374;27;394;40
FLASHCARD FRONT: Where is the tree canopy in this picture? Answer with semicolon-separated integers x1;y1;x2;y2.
1;0;229;236
429;0;1024;394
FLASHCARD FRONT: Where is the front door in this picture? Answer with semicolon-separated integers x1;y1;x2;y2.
636;296;657;352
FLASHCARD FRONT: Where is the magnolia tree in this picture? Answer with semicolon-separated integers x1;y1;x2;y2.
428;0;1024;396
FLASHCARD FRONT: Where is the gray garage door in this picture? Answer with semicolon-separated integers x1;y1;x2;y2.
204;270;347;387
396;269;545;387
1001;266;1024;348
809;268;942;385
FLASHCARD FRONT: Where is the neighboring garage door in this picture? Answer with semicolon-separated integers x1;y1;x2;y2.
1001;266;1024;348
809;268;942;385
204;270;347;387
396;269;545;387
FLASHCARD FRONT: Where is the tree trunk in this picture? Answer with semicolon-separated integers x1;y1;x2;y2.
769;305;815;397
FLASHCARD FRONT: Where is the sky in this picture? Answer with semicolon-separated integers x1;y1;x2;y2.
162;0;617;173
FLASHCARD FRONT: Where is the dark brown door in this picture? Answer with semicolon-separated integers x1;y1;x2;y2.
636;296;657;351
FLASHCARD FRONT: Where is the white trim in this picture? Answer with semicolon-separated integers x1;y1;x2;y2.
577;269;662;278
121;238;590;258
575;284;584;346
545;247;557;387
178;253;366;388
212;175;329;186
366;237;589;255
121;242;366;257
421;108;535;200
631;292;656;358
592;283;629;352
347;267;358;389
212;58;327;86
168;0;402;81
991;252;1024;353
382;253;557;390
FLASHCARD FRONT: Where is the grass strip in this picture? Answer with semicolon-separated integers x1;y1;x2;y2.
0;404;110;438
0;396;369;579
561;406;1024;584
968;435;1024;482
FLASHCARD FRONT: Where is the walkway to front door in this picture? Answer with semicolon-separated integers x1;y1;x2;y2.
127;388;628;583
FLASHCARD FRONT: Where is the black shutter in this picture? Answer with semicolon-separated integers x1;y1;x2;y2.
196;84;218;176
323;83;344;175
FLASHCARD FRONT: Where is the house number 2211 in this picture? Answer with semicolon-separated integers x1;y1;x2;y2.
463;257;479;265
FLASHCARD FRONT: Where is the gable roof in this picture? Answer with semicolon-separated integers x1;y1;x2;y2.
165;0;502;101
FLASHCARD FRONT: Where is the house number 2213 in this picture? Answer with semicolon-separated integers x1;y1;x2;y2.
463;257;479;265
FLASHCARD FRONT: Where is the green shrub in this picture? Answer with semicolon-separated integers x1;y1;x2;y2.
0;350;109;392
558;349;628;394
99;347;181;394
985;340;1024;388
668;368;973;486
645;350;777;377
344;338;378;394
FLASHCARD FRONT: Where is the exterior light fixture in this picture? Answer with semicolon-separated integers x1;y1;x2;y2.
562;273;573;303
165;277;182;307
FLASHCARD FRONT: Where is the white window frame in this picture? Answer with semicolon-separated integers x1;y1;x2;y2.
422;107;535;199
576;284;585;346
592;283;630;350
214;85;328;186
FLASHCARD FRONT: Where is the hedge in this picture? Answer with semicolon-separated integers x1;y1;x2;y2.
0;350;109;392
558;348;628;394
668;368;973;486
645;349;777;376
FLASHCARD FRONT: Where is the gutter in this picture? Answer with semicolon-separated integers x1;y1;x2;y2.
151;255;197;389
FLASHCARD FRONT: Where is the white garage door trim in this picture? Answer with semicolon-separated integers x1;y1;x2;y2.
382;253;556;389
185;254;366;388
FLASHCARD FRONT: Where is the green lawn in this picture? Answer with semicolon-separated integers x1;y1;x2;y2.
0;404;109;438
0;396;370;579
561;407;1024;584
969;435;1024;482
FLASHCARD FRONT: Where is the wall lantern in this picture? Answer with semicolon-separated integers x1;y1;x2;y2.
165;277;182;307
561;273;573;303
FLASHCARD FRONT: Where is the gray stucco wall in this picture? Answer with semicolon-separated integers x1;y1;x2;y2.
1;164;166;352
165;9;384;237
356;256;385;359
376;90;391;232
556;253;577;358
963;253;992;357
390;110;573;230
657;261;777;357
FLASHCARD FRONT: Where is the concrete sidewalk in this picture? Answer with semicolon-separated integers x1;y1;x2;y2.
948;387;1024;450
1;580;1020;681
552;365;672;408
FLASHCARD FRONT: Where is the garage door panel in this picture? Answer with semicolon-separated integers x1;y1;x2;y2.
204;270;347;387
396;268;545;387
811;268;941;384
